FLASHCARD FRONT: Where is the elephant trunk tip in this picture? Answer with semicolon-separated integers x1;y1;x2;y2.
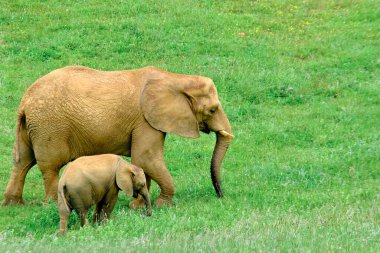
216;188;224;198
212;176;224;198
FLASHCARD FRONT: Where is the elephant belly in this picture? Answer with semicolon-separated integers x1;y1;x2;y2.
31;123;132;166
68;129;133;158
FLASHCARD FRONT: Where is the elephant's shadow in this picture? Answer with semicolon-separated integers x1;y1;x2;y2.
4;196;151;237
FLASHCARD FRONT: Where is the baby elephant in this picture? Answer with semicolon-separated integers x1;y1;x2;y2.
57;154;152;235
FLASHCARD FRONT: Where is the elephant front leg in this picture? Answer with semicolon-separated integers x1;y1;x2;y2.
92;204;102;223
78;209;88;227
149;162;175;207
131;128;174;208
101;197;118;221
132;155;174;208
95;192;118;222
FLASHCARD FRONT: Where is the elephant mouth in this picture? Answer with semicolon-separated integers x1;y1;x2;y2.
199;123;234;139
199;122;211;134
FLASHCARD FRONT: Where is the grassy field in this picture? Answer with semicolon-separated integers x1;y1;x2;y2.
0;0;379;251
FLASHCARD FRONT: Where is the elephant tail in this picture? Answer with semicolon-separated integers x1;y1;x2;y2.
13;111;27;163
59;185;72;212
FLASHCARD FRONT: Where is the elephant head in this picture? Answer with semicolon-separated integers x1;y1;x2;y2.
116;163;152;216
141;72;234;197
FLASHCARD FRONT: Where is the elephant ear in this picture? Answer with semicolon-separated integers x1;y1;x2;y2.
141;78;200;138
116;164;134;197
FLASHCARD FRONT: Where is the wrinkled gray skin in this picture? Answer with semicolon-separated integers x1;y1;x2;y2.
2;66;234;208
57;154;151;236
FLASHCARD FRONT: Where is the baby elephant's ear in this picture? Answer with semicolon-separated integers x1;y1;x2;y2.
116;164;134;197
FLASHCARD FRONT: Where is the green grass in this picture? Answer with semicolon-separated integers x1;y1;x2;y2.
1;0;379;251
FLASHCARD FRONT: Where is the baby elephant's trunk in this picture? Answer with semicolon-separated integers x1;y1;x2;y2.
141;187;152;216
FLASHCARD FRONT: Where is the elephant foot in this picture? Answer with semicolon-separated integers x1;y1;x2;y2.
129;198;146;209
44;192;58;205
154;197;174;208
2;196;27;206
56;229;67;237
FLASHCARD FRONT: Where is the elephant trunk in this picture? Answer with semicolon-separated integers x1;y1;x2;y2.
211;130;233;198
141;187;152;216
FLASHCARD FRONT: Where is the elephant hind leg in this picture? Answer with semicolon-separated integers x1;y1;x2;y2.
37;161;62;203
3;138;36;206
57;205;72;236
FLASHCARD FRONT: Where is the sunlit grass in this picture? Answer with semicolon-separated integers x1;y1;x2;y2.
0;0;379;251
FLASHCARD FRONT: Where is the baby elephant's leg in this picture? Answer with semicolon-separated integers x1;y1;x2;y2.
57;208;71;236
93;203;103;223
99;193;118;222
56;191;72;236
76;208;88;227
103;198;118;220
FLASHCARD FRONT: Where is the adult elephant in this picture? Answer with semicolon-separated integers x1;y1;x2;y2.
2;66;234;207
